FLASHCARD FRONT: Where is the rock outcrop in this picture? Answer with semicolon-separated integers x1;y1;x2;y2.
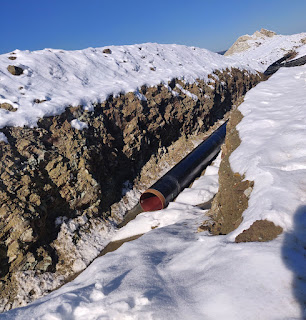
0;68;262;311
225;28;277;56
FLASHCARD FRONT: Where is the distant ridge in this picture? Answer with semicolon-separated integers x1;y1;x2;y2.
225;28;277;56
217;50;227;55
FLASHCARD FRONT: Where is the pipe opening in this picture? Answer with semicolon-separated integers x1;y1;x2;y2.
140;189;165;212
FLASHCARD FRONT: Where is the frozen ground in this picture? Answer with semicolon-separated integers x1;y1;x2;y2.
1;64;306;319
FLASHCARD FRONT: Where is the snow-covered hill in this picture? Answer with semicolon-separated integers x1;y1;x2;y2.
225;28;306;71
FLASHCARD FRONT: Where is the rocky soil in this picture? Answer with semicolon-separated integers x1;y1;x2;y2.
0;68;262;311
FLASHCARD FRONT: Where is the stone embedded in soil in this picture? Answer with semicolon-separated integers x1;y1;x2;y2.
103;48;112;54
235;220;283;242
33;99;47;104
7;65;24;76
0;103;17;112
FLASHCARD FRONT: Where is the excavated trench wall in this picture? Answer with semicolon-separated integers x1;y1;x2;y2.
0;68;262;311
200;106;283;240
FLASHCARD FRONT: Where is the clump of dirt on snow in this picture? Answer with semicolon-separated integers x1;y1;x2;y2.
235;220;283;243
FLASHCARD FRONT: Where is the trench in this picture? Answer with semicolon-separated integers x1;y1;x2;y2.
93;120;225;262
0;68;263;312
81;118;228;272
58;143;219;290
51;56;306;299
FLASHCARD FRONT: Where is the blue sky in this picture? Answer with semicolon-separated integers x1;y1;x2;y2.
1;0;306;54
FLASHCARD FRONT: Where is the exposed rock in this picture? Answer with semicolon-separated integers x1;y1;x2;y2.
33;99;47;104
8;57;17;61
103;48;112;54
7;65;24;76
235;220;283;242
225;35;253;55
0;68;263;311
254;28;277;38
0;103;17;112
225;29;277;56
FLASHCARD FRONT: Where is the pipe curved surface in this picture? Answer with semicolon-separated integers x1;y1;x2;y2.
140;121;227;211
264;54;306;76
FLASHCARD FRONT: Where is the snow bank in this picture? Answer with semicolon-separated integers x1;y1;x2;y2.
229;64;306;238
0;44;250;129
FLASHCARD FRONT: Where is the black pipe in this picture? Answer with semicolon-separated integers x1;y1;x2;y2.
140;121;227;211
264;54;306;76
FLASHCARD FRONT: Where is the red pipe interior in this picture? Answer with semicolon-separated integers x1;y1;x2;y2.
140;192;164;212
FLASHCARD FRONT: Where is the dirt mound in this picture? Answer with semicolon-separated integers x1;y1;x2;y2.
235;220;283;243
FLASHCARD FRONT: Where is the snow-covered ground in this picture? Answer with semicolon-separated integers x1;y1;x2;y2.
0;31;305;135
0;43;252;132
1;63;306;319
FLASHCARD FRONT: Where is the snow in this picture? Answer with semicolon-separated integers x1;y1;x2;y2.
0;220;300;320
133;89;147;102
175;83;198;101
0;43;251;130
70;119;88;130
0;132;8;143
228;32;306;71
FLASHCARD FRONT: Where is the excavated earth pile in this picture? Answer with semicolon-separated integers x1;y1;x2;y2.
0;68;262;311
199;109;283;240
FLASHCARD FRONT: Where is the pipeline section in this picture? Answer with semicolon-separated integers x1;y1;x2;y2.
264;53;306;76
140;121;227;212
